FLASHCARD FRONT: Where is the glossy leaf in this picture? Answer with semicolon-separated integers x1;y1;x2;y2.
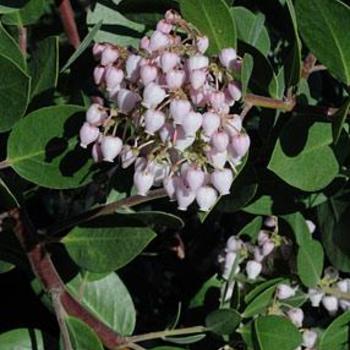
7;105;100;189
244;278;285;304
332;97;350;144
180;0;237;55
0;329;46;349
205;309;241;335
2;0;45;26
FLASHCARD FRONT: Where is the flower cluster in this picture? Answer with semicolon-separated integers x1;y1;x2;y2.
79;10;249;211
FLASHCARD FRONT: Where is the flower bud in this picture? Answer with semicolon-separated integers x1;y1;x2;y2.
206;149;227;169
262;240;275;256
101;45;119;66
91;142;102;163
185;167;205;191
264;216;277;228
306;219;316;234
253;247;265;262
337;279;350;293
190;87;208;107
212;131;229;152
152;161;170;185
156;19;173;34
149;31;169;51
202;112;221;137
196;36;209;53
190;69;207;90
276;284;296;300
308;288;324;307
139;36;150;51
174;127;195;151
165;10;180;24
226;236;241;252
219;48;237;69
182;111;203;136
287;308;304;328
209;91;226;111
121;145;138;168
93;65;105;85
166;69;186;90
302;329;318;348
144;109;165;135
86;104;107;126
196;186;218;211
170;99;191;125
142;82;166;109
126;54;142;82
161;52;179;73
163;175;178;200
188;54;209;71
246;260;262;280
134;169;154;196
340;299;350;311
230;133;250;158
322;295;338;314
140;64;158;86
105;66;124;91
257;230;270;246
176;181;196;211
227;81;242;101
210;168;234;195
92;43;105;60
100;135;123;162
159;123;175;143
80;122;100;148
222;251;238;279
117;89;140;113
224;115;242;136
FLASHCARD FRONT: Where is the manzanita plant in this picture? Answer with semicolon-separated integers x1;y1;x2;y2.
0;0;350;350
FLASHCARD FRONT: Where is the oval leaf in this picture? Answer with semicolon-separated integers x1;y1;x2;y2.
0;329;47;349
205;309;241;335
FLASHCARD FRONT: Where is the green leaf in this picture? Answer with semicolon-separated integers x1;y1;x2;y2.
0;54;30;132
319;311;350;350
241;53;254;97
332;98;350;144
297;239;324;287
268;118;339;191
0;22;26;70
180;0;237;55
64;317;104;350
281;212;312;246
2;0;45;26
62;222;156;272
163;334;206;345
238;216;263;241
7;105;100;189
281;290;308;308
61;20;103;72
244;278;285;304
231;7;270;55
29;36;59;99
0;260;14;273
87;1;145;48
0;329;46;349
0;1;29;14
67;272;135;335
255;315;302;350
295;0;350;85
205;309;241;335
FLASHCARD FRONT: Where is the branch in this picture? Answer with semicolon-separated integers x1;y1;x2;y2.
18;26;27;55
244;94;296;111
57;0;81;49
9;207;126;349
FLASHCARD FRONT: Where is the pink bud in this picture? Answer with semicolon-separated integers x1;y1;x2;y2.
253;247;265;262
206;149;227;169
151;161;170;185
219;48;237;69
257;230;270;246
190;87;208;107
166;69;186;90
170;99;191;125
91;142;103;163
100;45;119;66
139;36;150;51
140;65;158;86
246;260;262;280
100;135;123;162
185;167;205;191
176;181;196;211
210;168;233;195
157;19;173;34
135;157;147;172
322;295;338;314
196;36;209;53
86;103;107;126
202;112;221;137
134;169;154;196
212;131;229;152
105;66;124;91
188;54;209;71
287;308;304;328
276;284;296;300
79;122;100;148
93;65;105;85
224;115;242;136
190;69;207;90
159;123;175;143
144;109;165;135
126;54;142;82
264;216;277;228
196;186;218;211
302;329;317;348
165;10;180;24
163;175;178;200
182;111;202;136
149;31;170;51
228;81;242;101
161;52;179;73
142;82;166;109
117;89;140;114
121;145;138;168
209;91;227;111
92;43;106;60
230;133;250;158
226;237;242;252
262;240;275;256
174;127;195;151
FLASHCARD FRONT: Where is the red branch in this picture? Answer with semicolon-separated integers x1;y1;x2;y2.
9;208;125;349
57;0;81;49
18;26;27;55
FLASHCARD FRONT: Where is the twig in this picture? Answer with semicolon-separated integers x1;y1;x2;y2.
244;93;296;111
322;286;350;301
0;160;10;170
301;53;317;79
18;26;27;55
57;0;81;49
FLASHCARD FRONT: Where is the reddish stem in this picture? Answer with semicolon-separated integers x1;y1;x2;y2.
18;26;27;55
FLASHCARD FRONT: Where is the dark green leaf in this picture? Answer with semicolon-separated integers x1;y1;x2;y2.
243;285;277;318
205;309;241;335
241;53;254;97
295;0;350;85
180;0;237;55
332;98;350;144
238;216;263;241
0;54;30;132
0;260;14;273
7;105;99;189
2;0;45;26
163;334;206;345
244;278;285;304
0;1;29;14
281;212;312;246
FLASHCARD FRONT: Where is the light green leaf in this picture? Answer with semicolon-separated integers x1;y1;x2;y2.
0;54;30;132
255;315;302;350
205;309;241;335
61;20;103;72
0;329;46;349
268;118;339;191
29;36;59;99
67;272;135;335
163;334;206;345
7;105;99;189
332;98;350;144
241;53;253;97
2;0;45;26
295;0;350;85
180;0;237;55
297;239;324;287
